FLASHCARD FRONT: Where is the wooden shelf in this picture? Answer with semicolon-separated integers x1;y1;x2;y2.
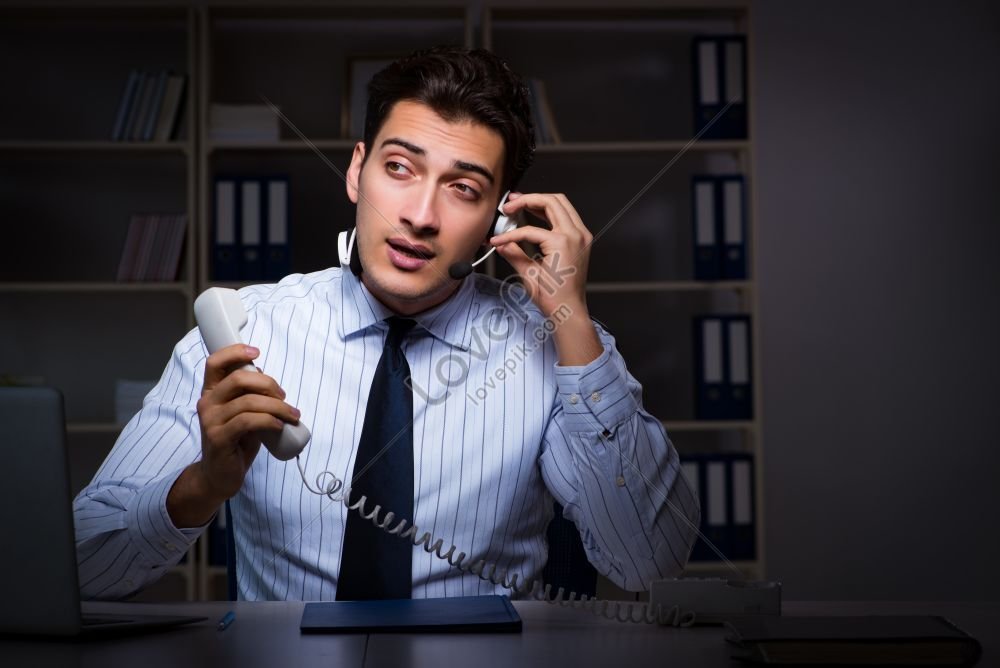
205;139;748;154
663;420;756;432
587;281;752;293
0;282;191;294
0;141;190;153
536;140;749;154
207;139;355;152
67;422;123;435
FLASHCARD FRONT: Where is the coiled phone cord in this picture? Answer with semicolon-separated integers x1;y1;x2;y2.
296;457;696;627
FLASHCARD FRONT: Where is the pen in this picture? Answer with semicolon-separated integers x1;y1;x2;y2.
217;610;235;631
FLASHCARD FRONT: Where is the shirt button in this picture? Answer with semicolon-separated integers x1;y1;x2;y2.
568;394;579;405
591;392;601;402
616;476;626;487
163;541;176;552
602;429;612;439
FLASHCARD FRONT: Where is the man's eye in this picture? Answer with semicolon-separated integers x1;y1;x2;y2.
454;183;480;199
386;162;408;175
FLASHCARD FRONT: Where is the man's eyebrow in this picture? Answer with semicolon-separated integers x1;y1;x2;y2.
454;160;495;185
381;137;425;156
380;137;495;185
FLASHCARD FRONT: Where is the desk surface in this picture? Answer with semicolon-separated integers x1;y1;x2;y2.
1;600;996;668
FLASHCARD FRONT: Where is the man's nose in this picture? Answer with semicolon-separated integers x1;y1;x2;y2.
399;185;440;234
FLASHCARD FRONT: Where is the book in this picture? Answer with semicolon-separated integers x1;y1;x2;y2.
691;175;747;281
158;214;187;281
694;314;753;420
725;615;982;666
116;214;187;281
300;595;521;634
212;179;239;280
111;69;141;141
154;74;187;141
122;71;149;141
142;69;169;141
692;35;748;140
128;73;156;142
116;215;145;281
264;178;290;280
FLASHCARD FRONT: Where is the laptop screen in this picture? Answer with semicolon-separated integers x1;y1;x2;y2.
0;386;83;635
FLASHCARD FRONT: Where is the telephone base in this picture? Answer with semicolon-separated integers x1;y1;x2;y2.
649;577;781;625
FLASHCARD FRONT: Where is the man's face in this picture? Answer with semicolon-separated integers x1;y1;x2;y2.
345;100;505;316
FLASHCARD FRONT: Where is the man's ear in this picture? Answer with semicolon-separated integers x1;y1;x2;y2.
345;142;366;204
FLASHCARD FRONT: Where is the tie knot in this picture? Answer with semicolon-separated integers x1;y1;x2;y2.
384;317;416;350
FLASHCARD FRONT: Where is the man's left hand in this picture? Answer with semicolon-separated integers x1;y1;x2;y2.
490;192;604;366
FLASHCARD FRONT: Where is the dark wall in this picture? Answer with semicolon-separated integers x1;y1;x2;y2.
754;0;1000;600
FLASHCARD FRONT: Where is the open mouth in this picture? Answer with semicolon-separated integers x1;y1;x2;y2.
387;239;434;260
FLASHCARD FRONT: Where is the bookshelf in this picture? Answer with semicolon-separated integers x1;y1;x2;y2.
483;4;764;588
0;4;199;601
3;1;760;601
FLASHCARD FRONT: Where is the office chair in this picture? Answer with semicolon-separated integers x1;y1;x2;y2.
224;500;598;601
541;501;598;598
225;500;237;601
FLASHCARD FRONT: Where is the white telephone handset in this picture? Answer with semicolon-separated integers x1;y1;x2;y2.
194;287;311;461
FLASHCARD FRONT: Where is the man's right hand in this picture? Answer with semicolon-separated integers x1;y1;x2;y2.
167;344;301;528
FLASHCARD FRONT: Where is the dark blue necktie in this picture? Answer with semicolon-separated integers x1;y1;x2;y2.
337;316;416;600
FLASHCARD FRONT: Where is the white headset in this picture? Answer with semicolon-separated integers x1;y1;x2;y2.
338;190;520;275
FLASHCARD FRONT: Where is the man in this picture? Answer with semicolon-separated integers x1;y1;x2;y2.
74;46;699;601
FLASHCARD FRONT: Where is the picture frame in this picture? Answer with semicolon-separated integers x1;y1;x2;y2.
341;54;401;140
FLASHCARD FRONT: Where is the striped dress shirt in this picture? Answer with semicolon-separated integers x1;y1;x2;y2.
74;267;700;601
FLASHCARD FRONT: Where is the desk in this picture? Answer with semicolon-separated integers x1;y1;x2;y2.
1;600;996;667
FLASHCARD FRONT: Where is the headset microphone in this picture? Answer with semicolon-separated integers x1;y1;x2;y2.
448;261;475;280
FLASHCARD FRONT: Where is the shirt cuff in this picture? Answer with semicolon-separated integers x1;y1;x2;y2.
554;343;637;434
125;468;207;565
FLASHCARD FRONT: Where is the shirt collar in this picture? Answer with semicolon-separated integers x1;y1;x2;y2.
338;268;478;351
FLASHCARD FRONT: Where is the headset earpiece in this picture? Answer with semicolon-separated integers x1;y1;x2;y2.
337;228;363;276
493;190;519;237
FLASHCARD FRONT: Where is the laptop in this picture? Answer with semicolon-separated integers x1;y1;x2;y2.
0;386;205;637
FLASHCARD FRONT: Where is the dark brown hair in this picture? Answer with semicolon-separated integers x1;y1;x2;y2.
363;45;535;192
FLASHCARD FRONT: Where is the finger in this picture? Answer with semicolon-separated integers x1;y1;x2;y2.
553;193;592;242
490;224;560;249
204;344;259;391
501;193;572;233
211;393;301;430
494;239;534;275
212;368;287;404
206;411;288;450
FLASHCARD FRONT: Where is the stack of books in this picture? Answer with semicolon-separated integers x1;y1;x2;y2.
111;69;187;142
116;214;187;282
